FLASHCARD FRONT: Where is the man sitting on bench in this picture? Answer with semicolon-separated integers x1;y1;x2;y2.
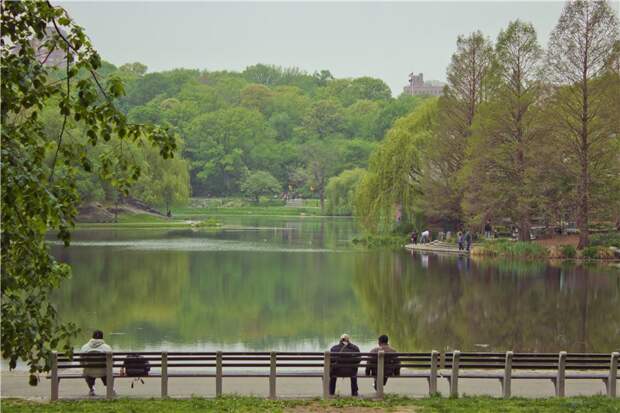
366;334;400;390
328;334;361;396
81;330;115;397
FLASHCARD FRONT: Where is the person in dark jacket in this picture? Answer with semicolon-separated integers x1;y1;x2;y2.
328;334;361;396
365;335;400;390
484;221;493;239
464;231;472;251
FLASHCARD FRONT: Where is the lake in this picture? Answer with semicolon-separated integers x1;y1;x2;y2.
50;216;620;354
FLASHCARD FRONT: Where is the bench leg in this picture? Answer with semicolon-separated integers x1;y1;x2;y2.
450;351;460;398
50;351;59;401
609;352;618;398
216;351;223;397
556;351;566;398
161;352;168;398
503;351;512;398
429;350;438;396
322;351;331;400
269;352;276;400
106;352;115;400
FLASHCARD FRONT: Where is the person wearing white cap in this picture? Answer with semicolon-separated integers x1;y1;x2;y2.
328;333;361;396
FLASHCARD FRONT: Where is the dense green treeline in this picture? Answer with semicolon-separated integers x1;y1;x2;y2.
81;62;429;208
354;2;620;248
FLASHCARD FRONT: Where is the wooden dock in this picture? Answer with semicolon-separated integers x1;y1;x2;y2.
405;240;470;255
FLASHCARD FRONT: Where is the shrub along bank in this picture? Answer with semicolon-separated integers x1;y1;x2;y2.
472;239;620;260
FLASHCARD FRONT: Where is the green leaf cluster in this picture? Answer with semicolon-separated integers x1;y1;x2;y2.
1;2;176;383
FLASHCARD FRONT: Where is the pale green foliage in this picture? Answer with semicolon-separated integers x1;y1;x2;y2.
131;139;191;212
355;99;438;232
240;171;282;203
301;140;339;209
325;168;366;215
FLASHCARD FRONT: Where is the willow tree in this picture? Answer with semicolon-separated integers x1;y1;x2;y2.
355;99;438;233
462;21;544;240
1;2;175;383
546;0;619;248
423;31;494;228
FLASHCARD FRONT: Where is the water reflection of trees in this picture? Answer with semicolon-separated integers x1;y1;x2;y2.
353;253;620;353
52;244;370;350
52;246;190;347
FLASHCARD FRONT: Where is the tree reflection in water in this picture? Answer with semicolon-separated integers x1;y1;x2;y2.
354;252;620;353
51;224;619;353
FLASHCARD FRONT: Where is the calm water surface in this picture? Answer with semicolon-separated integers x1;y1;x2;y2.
50;216;620;354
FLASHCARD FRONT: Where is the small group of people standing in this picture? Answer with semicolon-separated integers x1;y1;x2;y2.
457;231;472;251
328;334;400;396
457;221;494;251
410;230;430;244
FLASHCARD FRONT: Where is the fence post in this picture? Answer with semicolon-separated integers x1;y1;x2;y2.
106;352;114;399
429;350;438;396
50;351;59;401
322;351;331;400
269;352;277;400
503;351;513;399
161;351;168;398
377;350;385;399
450;351;460;398
215;351;223;397
556;351;566;397
609;352;618;398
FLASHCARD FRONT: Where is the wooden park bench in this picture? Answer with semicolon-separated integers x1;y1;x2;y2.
49;350;618;401
49;351;439;400
443;351;619;398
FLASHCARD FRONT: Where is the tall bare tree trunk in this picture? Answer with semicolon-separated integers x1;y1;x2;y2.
577;155;590;248
578;62;590;249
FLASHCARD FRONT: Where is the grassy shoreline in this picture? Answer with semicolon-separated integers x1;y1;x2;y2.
472;239;620;261
3;395;619;412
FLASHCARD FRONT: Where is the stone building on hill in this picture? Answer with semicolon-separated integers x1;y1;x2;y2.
403;72;445;96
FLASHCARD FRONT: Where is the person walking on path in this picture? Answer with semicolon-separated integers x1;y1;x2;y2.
365;335;401;390
465;231;472;251
81;330;115;397
410;230;418;245
328;334;361;397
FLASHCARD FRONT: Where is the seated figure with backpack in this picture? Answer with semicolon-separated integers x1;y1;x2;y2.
80;330;114;397
365;335;400;390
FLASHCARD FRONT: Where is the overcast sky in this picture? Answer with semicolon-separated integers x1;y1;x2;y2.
57;1;618;96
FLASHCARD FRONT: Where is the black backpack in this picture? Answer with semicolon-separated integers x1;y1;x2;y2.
123;354;150;377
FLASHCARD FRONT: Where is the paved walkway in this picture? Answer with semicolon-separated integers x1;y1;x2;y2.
1;371;613;401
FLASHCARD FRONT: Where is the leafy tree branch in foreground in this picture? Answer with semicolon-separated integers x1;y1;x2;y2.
1;1;176;384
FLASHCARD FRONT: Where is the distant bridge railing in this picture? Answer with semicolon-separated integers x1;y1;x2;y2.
49;350;619;401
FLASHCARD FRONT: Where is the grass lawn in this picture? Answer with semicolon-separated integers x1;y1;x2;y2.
2;395;619;413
